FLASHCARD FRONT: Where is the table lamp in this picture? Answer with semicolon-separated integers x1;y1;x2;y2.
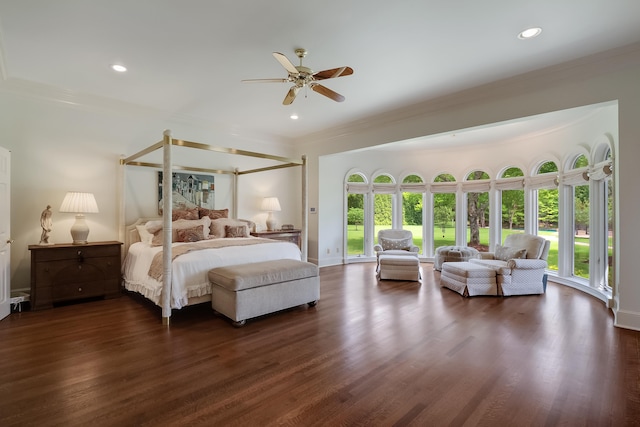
59;192;99;244
261;197;281;231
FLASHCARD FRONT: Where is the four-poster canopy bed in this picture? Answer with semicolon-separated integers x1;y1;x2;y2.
119;130;308;324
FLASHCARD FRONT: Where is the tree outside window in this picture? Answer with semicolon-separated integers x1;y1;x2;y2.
433;174;456;248
466;170;489;251
402;174;424;253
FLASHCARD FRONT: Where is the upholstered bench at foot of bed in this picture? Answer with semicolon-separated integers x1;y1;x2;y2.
208;259;320;327
440;261;497;297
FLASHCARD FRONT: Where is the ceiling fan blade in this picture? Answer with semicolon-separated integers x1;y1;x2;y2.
273;52;299;75
313;66;353;80
310;84;345;102
283;86;300;105
241;78;288;83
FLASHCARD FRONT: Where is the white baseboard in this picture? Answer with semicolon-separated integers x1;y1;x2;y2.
614;309;640;331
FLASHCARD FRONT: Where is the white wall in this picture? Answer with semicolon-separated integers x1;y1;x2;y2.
298;43;640;330
0;90;301;292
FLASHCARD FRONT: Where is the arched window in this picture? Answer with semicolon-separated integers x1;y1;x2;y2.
533;161;559;271
572;154;590;279
372;173;396;246
345;172;369;257
432;173;456;249
498;167;525;241
401;174;425;253
604;149;614;289
464;170;490;250
588;145;614;290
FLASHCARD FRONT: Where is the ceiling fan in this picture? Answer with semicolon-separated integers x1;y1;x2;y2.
242;48;353;105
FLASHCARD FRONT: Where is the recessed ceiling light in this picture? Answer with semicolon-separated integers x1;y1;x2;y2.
111;64;127;72
290;114;299;120
518;27;542;39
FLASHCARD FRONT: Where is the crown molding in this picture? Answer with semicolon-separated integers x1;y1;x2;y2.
0;76;292;147
0;76;170;116
297;42;640;148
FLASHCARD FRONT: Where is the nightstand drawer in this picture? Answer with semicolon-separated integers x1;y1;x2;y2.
250;230;302;249
53;280;106;301
33;244;120;262
36;257;118;283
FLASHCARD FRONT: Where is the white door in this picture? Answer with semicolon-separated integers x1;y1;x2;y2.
0;146;10;321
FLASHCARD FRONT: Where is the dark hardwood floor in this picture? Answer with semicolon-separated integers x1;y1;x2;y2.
1;263;639;426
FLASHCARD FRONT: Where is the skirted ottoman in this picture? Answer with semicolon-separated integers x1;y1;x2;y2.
434;246;480;271
377;253;421;282
440;261;497;296
208;259;320;327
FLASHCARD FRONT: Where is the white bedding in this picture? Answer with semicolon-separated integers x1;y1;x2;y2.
122;237;301;309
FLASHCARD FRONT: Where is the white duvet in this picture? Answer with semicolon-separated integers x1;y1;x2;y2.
122;238;301;309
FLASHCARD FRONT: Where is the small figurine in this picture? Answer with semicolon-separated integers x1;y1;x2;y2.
39;205;53;245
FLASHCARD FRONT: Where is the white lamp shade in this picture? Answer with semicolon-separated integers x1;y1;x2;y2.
59;192;99;244
60;192;99;213
261;197;281;212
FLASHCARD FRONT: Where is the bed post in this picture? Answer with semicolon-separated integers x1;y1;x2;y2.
118;155;126;257
233;168;239;218
301;155;308;262
162;130;173;326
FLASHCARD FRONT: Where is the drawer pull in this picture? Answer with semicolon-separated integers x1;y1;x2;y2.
78;287;82;293
78;265;82;270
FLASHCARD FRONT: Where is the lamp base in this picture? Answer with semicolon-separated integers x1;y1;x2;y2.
70;214;90;245
266;212;278;231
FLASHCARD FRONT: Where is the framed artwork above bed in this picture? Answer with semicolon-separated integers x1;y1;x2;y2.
158;171;215;214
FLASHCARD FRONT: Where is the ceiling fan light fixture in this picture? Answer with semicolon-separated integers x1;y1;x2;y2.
518;27;542;39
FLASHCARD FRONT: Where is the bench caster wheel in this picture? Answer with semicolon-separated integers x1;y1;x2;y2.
308;300;318;307
232;319;247;328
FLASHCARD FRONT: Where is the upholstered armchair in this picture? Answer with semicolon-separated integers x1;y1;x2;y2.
374;229;419;270
469;233;550;296
374;229;419;255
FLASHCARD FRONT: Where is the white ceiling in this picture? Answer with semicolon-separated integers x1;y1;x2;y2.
1;1;639;143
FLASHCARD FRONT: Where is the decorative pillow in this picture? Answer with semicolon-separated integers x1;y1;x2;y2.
150;217;211;246
495;244;527;261
225;225;248;238
151;230;165;247
379;236;411;251
172;208;199;221
199;208;229;220
237;219;256;233
136;225;154;245
210;218;247;238
176;225;205;242
145;220;163;235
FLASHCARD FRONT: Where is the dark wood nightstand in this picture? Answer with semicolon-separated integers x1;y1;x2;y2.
250;229;302;250
28;241;122;310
